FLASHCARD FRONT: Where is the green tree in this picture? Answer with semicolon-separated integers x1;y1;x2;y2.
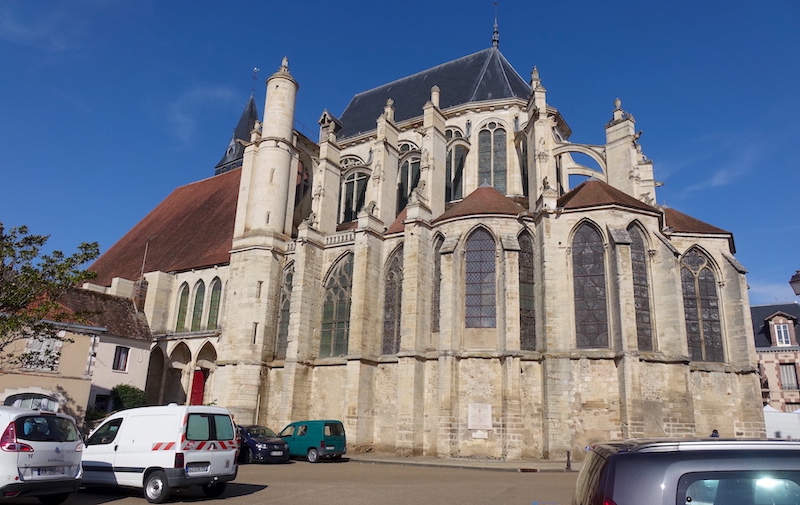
0;222;99;370
111;384;147;410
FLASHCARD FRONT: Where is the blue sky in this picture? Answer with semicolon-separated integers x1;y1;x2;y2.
1;0;798;306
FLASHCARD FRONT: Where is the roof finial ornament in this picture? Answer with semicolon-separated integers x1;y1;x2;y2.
492;2;499;48
251;66;260;94
280;56;289;72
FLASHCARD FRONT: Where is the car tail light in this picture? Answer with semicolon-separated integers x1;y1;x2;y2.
320;441;325;448
603;500;617;505
0;422;33;453
174;452;185;468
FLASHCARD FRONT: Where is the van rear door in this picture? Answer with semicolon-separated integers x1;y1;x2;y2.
182;412;237;478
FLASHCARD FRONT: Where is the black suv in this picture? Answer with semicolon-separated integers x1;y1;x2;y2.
573;439;800;505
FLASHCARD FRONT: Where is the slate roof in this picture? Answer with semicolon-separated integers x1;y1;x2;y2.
433;185;527;224
338;47;531;139
90;168;241;287
215;95;259;175
751;302;800;348
57;289;152;341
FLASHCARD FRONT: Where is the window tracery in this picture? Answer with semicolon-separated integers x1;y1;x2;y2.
465;228;496;328
629;226;653;351
191;280;205;332
339;171;369;223
572;223;608;348
275;263;294;360
681;248;723;362
175;282;189;333
320;254;354;358
519;232;536;350
382;246;403;354
478;121;507;193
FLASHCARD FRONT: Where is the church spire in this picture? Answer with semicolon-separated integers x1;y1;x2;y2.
492;2;499;47
214;93;259;176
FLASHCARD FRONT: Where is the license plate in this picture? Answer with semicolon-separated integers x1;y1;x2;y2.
37;467;65;476
186;464;209;473
270;451;283;456
325;446;334;451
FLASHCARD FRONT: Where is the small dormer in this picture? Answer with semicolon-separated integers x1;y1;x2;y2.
765;311;799;347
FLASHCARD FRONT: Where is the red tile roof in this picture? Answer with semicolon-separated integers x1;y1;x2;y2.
433;185;527;224
558;180;657;213
90;169;241;287
57;289;152;341
663;207;730;234
386;208;408;234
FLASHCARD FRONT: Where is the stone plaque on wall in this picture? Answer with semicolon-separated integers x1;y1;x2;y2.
468;403;492;430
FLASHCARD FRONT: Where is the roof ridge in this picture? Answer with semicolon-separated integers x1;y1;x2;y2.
469;48;496;102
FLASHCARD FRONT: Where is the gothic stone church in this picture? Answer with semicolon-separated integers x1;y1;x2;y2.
86;41;764;459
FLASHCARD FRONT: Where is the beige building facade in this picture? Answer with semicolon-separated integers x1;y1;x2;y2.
88;42;764;460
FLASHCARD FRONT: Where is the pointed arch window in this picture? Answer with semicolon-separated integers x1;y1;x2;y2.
465;228;496;328
340;171;369;223
382;247;404;354
397;156;421;213
207;278;222;330
519;232;536;350
432;237;443;332
629;226;653;351
446;145;467;202
275;263;294;360
478;122;507;193
517;138;529;197
175;282;190;333
681;248;723;362
572;223;608;348
320;253;354;358
190;281;205;331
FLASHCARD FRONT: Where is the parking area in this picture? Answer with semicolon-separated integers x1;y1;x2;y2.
24;458;578;505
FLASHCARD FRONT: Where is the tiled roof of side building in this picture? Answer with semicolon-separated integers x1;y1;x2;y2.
432;185;526;224
557;180;659;214
89;168;241;287
662;207;730;235
750;302;800;348
337;47;530;139
57;289;152;341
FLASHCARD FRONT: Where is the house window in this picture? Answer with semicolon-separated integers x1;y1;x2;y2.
22;336;61;371
776;323;791;346
629;225;654;351
478;122;507;193
320;253;354;358
780;364;799;390
465;228;496;328
175;282;190;332
573;223;608;348
681;248;723;362
94;394;110;412
112;346;130;372
519;232;536;350
786;402;800;413
275;263;294;360
339;171;369;223
191;280;205;332
397;156;421;213
446;145;466;202
207;278;222;330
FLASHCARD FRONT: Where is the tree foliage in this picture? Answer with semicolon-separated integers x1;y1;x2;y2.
111;384;147;410
0;223;99;370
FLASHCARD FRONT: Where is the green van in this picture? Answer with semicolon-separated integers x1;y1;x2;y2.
278;420;346;463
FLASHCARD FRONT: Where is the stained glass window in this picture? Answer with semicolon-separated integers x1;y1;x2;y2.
190;280;205;331
340;171;369;223
207;278;222;330
397;156;421;213
519;232;536;350
518;139;529;197
382;247;403;354
629;226;653;351
465;228;496;328
175;282;189;332
432;238;443;333
573;223;608;348
320;253;354;358
681;248;723;362
478;122;507;193
446;145;466;201
275;263;294;360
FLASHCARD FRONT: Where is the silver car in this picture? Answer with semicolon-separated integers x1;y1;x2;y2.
0;407;83;505
573;438;800;505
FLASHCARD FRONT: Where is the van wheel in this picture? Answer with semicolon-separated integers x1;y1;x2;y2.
37;494;69;505
201;482;227;498
307;447;320;463
144;470;171;503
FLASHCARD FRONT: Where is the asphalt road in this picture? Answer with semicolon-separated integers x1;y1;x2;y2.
31;459;578;505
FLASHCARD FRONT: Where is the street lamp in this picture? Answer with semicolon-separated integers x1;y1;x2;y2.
790;271;800;296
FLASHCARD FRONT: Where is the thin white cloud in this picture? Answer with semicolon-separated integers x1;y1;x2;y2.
0;3;90;51
748;280;798;306
166;85;240;146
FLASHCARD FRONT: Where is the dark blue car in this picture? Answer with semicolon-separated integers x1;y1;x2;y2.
237;425;290;464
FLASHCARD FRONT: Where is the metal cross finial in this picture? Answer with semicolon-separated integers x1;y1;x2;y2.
492;2;500;48
251;67;260;93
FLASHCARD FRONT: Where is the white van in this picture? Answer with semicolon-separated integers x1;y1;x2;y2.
81;405;238;503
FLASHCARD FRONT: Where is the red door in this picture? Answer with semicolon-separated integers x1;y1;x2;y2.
190;369;208;405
